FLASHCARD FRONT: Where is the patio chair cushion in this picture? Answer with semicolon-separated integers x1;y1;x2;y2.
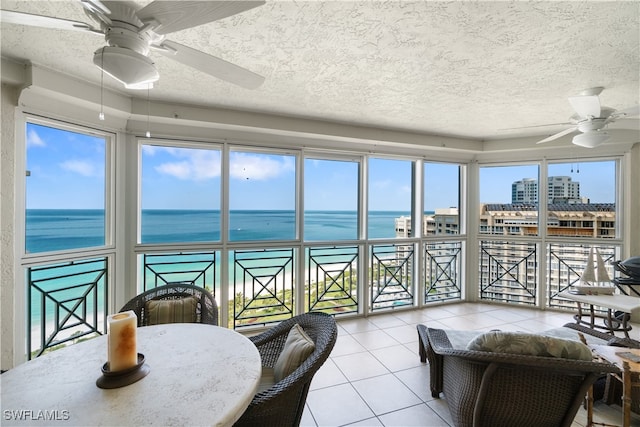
145;296;198;325
466;330;592;360
273;323;315;382
257;367;276;393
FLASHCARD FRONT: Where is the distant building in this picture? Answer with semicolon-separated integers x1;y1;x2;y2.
511;176;584;204
395;208;460;237
396;203;615;238
396;175;610;239
479;203;615;238
512;178;538;203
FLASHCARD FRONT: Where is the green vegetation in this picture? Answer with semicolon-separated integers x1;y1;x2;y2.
227;269;359;328
30;330;100;359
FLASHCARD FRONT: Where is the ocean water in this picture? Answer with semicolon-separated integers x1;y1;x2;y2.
26;209;106;253
26;209;412;253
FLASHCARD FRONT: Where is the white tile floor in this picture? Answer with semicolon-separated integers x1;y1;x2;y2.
301;302;640;427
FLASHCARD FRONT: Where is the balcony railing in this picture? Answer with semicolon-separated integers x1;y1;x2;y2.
425;241;462;302
232;248;295;328
479;241;537;305
27;257;108;359
27;239;621;357
370;243;414;311
478;241;621;309
547;243;619;310
307;245;358;315
142;252;216;295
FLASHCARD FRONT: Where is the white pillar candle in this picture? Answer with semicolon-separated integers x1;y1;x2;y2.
107;311;138;372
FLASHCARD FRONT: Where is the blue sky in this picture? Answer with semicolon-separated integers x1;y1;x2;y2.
26;123;106;209
26;123;614;210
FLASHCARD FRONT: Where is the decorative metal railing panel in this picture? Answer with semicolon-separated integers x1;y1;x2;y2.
233;248;295;328
142;252;216;296
27;257;108;359
370;243;415;311
547;243;618;309
307;245;358;315
479;241;537;305
424;241;462;302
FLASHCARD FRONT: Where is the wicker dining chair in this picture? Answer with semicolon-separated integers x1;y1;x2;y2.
234;312;337;427
119;283;218;326
418;325;619;427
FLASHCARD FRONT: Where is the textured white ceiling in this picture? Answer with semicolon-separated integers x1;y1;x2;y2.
1;0;639;141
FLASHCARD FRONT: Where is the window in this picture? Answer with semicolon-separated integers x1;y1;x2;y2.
140;144;221;243
424;162;460;236
304;158;359;241
479;164;539;236
547;161;616;239
23;120;111;357
229;150;296;241
368;158;413;238
25;122;107;254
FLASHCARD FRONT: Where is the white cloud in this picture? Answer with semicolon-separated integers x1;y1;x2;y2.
142;145;157;156
60;160;96;177
156;161;191;179
27;129;46;147
230;153;295;181
148;148;294;182
154;148;221;181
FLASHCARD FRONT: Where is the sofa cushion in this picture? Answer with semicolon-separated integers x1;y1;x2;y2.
466;330;592;360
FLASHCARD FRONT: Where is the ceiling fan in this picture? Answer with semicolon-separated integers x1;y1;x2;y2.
534;87;639;148
0;0;266;90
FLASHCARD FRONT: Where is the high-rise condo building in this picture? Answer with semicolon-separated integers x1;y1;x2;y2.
511;176;584;204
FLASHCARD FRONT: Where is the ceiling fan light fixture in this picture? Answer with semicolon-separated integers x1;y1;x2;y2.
572;131;609;148
93;46;159;87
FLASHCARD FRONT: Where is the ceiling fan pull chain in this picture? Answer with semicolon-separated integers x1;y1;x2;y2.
146;84;151;138
99;47;105;121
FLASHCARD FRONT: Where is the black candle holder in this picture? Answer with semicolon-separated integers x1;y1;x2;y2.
96;353;150;389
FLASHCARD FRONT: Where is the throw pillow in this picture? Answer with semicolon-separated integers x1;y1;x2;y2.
273;324;316;382
145;296;198;325
466;330;592;361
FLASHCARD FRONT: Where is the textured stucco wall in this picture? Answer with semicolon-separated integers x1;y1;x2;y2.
631;143;640;258
1;84;18;370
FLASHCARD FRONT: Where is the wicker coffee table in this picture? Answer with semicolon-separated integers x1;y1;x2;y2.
588;345;640;427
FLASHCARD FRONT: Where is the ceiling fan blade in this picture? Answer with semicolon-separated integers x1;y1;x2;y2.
137;1;265;35
0;9;96;32
568;95;601;118
603;105;640;125
613;104;640;118
499;122;573;131
536;126;578;144
80;0;111;16
157;40;264;89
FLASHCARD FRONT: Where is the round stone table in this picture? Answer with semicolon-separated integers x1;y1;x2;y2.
1;323;261;426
